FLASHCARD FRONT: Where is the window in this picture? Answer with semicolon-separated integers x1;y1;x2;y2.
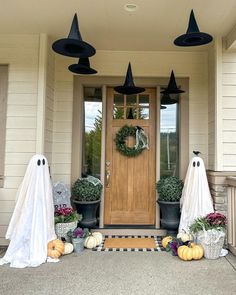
0;65;8;187
113;93;150;120
82;87;102;179
160;92;179;178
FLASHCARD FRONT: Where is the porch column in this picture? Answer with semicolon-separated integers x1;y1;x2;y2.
36;33;48;154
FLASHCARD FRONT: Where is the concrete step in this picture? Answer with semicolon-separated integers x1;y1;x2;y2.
90;228;167;236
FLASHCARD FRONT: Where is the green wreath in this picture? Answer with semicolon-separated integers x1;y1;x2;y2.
115;125;145;157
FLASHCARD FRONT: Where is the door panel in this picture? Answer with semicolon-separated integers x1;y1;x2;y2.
104;88;156;225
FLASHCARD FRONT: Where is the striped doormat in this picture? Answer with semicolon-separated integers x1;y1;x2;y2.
92;235;165;252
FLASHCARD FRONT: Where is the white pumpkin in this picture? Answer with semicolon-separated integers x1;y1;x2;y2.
177;231;193;243
92;232;103;246
84;236;97;249
63;242;74;255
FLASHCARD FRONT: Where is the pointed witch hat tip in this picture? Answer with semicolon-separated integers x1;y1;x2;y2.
124;62;134;87
187;9;200;33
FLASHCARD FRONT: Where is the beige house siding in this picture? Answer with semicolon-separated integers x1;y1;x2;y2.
0;35;40;245
222;51;236;171
51;51;209;185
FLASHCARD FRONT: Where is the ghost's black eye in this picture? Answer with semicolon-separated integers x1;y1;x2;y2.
42;159;45;165
37;159;41;166
193;161;196;167
197;161;200;167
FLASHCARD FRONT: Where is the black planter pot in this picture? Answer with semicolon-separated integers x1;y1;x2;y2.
73;199;100;229
157;200;180;235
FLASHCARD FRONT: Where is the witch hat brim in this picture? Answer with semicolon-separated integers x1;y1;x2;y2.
160;70;185;94
114;63;145;95
174;10;213;47
68;58;97;75
52;14;96;58
161;105;167;109
161;93;178;105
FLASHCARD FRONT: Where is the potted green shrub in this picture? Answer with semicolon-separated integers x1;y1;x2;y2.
72;176;103;228
156;176;183;234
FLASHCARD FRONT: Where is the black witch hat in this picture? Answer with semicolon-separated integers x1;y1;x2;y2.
174;10;213;47
161;93;178;105
68;57;97;75
161;71;185;94
114;63;145;95
52;14;96;58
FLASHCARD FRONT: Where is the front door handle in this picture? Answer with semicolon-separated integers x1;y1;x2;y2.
105;161;111;187
106;170;111;187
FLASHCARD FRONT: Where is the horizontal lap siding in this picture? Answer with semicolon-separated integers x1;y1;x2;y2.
52;51;208;185
0;35;39;244
222;52;236;171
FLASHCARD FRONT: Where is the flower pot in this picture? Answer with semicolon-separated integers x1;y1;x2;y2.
73;199;100;228
198;229;226;259
72;237;85;253
55;221;78;242
157;200;180;235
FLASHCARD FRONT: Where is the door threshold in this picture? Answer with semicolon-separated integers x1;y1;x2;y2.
104;225;156;229
91;228;167;237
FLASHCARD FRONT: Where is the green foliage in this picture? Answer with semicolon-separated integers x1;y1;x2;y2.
84;110;102;177
189;213;227;233
54;208;81;224
189;217;209;233
156;176;183;202
72;178;103;202
115;125;144;157
160;132;178;178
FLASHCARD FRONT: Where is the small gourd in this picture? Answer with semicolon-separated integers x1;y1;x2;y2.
92;232;103;246
84;235;97;249
161;236;172;249
177;243;204;261
177;231;193;243
47;239;65;258
63;242;74;255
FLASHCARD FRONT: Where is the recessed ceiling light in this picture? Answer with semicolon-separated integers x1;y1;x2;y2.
124;4;138;12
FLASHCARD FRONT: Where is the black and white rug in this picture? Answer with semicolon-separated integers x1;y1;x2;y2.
92;235;165;252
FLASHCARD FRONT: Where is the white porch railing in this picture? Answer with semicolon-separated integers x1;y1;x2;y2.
226;177;236;256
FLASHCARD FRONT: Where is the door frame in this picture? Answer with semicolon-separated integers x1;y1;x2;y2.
72;76;189;228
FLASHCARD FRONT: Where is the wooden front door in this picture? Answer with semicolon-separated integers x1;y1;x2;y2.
104;88;156;225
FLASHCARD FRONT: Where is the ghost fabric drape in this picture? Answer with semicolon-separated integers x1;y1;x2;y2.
0;155;56;268
178;156;214;233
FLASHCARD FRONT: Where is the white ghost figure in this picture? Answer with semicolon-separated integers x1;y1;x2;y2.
178;156;214;233
0;155;56;268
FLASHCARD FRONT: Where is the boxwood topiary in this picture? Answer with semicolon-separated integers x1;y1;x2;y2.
156;176;183;202
72;178;102;202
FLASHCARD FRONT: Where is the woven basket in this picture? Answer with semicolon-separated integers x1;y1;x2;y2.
199;230;225;260
55;221;78;242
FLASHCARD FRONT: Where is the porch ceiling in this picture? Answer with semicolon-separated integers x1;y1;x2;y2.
1;0;236;51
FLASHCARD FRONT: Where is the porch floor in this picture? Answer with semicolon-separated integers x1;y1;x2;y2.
0;250;236;295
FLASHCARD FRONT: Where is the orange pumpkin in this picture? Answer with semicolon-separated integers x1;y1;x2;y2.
47;239;65;259
161;236;172;249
